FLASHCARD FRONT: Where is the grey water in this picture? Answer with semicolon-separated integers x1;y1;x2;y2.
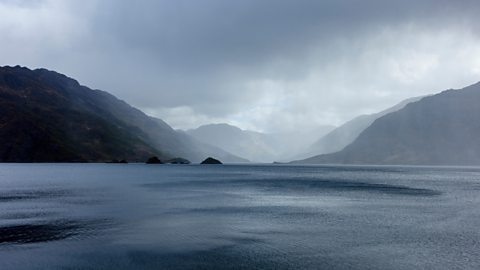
1;164;480;270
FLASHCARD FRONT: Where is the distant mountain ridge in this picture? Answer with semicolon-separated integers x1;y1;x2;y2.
187;123;334;163
295;96;423;160
294;81;480;165
0;66;245;162
187;123;277;162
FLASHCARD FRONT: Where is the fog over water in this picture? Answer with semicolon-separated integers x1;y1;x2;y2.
1;164;480;269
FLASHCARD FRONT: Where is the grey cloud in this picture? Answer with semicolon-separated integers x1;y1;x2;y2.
1;0;480;132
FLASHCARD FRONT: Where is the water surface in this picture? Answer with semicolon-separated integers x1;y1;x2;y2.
1;164;479;269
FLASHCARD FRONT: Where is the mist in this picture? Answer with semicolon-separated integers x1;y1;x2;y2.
1;0;480;134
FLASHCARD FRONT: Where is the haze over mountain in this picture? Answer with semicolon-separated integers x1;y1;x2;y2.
187;123;333;163
295;96;423;160
0;66;245;163
2;1;480;133
294;81;480;165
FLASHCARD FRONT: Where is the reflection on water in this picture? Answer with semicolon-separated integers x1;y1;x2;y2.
0;164;479;269
0;219;104;244
0;188;73;202
143;178;441;196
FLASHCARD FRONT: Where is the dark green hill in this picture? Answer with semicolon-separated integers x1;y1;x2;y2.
0;66;245;162
0;66;162;162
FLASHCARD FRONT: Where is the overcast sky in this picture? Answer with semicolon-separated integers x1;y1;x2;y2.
1;0;480;133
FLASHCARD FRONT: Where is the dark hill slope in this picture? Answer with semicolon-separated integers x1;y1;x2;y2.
0;66;160;162
295;81;480;165
0;66;245;162
294;96;423;160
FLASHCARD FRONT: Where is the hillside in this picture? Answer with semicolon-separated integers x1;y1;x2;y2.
187;124;276;162
295;96;422;160
187;123;333;162
0;66;244;162
294;82;480;165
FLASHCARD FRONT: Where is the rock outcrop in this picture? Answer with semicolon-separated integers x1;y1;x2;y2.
200;157;223;164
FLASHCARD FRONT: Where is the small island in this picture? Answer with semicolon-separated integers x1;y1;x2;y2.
107;159;128;164
146;156;163;164
200;157;223;164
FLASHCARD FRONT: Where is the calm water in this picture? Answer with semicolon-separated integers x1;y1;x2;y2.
0;164;480;270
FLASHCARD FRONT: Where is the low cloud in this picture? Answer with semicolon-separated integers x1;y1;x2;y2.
1;0;480;132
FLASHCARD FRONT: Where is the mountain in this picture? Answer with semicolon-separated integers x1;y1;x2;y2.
186;123;334;162
187;124;276;162
294;81;480;165
171;128;248;163
268;126;335;161
294;96;423;160
0;66;245;162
